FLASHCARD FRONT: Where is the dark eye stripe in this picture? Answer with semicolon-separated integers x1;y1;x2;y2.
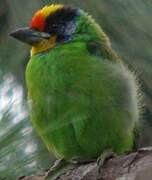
44;6;78;33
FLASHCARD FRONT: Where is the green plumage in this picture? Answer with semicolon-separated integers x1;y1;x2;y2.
25;8;140;160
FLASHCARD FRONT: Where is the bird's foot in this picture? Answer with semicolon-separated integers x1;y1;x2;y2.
45;158;75;180
47;159;65;174
97;149;116;166
71;157;96;164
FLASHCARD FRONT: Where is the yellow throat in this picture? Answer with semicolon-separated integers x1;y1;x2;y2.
31;36;56;56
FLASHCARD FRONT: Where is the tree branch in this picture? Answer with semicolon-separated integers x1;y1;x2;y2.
19;147;152;180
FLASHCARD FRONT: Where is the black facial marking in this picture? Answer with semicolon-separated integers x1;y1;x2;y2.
44;6;78;36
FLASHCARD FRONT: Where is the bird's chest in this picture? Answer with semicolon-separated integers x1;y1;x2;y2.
26;55;72;124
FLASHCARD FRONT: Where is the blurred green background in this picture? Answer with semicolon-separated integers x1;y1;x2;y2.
0;0;152;179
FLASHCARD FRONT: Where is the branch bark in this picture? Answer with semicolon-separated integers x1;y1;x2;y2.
19;147;152;180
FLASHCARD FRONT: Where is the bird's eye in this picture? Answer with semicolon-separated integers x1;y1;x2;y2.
51;24;58;29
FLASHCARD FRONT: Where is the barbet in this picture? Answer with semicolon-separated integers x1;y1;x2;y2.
10;4;140;164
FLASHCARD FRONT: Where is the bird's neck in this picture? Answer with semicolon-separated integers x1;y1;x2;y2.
74;10;110;45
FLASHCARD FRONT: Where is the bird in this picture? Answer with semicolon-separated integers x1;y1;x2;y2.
10;4;140;166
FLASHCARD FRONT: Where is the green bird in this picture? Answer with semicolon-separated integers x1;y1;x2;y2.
10;4;140;164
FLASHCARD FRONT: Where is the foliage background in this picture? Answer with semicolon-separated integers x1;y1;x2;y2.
0;0;152;179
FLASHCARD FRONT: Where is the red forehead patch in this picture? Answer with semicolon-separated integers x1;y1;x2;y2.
30;13;45;31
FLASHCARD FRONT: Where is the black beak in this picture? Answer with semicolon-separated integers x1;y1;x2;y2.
10;27;51;45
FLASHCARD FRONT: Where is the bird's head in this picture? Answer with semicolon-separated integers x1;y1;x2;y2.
10;4;109;56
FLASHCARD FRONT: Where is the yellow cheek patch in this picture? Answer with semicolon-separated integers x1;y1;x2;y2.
31;36;56;56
